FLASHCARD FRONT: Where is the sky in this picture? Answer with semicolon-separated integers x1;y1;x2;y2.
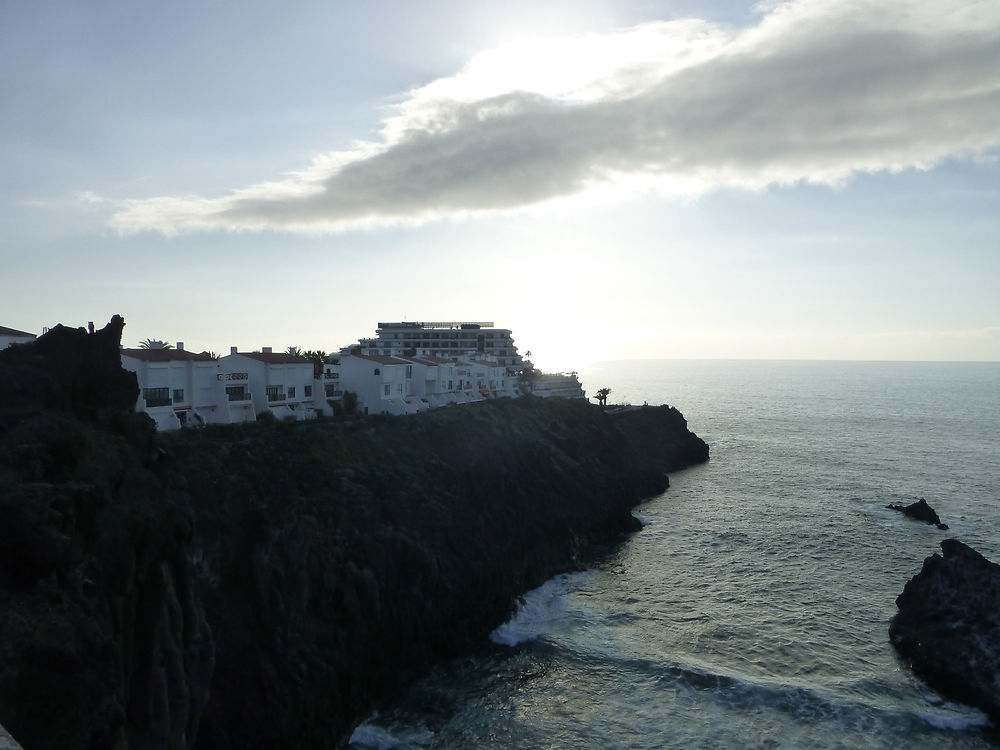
2;0;999;370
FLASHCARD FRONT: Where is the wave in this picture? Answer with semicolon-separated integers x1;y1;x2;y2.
913;709;991;731
348;721;434;750
488;571;594;646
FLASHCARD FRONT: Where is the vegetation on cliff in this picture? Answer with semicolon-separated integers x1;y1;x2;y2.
0;319;708;749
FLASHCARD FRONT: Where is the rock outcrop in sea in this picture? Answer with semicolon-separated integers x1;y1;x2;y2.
0;318;709;749
890;539;1000;724
887;497;949;530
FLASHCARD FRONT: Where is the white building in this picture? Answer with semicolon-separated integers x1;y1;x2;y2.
338;352;431;415
357;321;523;369
218;348;318;421
0;325;36;350
527;371;587;399
462;357;516;398
121;346;250;430
393;355;463;407
316;357;343;415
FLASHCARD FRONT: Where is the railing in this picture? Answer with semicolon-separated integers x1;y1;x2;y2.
267;391;287;403
378;321;494;330
227;391;251;402
143;396;172;408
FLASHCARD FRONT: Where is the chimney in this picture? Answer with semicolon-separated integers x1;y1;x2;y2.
176;342;184;351
262;346;272;354
230;346;238;355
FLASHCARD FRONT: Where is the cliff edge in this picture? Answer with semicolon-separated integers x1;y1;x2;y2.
0;319;708;749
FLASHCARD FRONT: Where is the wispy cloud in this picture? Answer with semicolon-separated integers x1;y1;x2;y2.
109;0;1000;235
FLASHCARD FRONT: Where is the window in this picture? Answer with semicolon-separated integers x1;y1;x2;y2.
226;386;248;402
172;388;184;403
143;387;170;407
266;385;284;402
374;368;380;375
405;365;413;378
448;380;453;390
397;383;403;394
384;384;390;396
325;383;341;397
304;385;312;397
288;386;296;398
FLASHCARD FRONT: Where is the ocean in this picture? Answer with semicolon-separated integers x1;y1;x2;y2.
349;360;1000;749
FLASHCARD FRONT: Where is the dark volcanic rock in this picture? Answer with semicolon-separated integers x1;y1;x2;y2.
890;539;1000;724
0;315;139;429
0;320;212;750
887;497;948;530
0;318;710;749
180;397;708;749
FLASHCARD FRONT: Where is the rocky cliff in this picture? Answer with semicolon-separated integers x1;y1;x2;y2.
890;539;1000;724
0;319;708;749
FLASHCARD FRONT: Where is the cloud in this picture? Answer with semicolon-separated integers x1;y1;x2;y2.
109;0;1000;235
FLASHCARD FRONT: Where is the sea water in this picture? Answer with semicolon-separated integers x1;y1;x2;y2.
350;360;1000;749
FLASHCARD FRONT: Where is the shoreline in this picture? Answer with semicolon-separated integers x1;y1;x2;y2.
0;321;709;749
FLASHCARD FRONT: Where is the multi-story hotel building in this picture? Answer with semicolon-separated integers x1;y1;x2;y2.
355;322;522;368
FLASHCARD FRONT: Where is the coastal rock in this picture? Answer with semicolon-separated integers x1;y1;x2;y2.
889;539;1000;724
0;317;709;749
0;320;211;750
0;315;138;429
887;497;948;530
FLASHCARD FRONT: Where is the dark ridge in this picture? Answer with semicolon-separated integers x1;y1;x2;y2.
0;318;708;749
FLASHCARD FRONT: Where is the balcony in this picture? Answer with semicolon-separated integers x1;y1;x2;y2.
142;387;171;408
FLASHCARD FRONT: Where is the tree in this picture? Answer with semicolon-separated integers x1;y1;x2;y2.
342;391;358;416
138;339;172;350
286;346;303;356
303;349;329;378
595;387;612;407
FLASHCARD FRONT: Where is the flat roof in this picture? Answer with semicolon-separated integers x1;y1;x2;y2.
232;352;312;364
377;321;496;330
121;348;216;362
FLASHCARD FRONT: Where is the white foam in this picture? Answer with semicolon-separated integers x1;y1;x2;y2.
348;723;404;749
489;571;593;646
914;707;991;731
348;721;434;749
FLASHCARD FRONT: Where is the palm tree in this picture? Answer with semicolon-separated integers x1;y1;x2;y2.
138;338;172;350
595;387;612;407
286;346;303;356
303;349;328;364
303;349;328;378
